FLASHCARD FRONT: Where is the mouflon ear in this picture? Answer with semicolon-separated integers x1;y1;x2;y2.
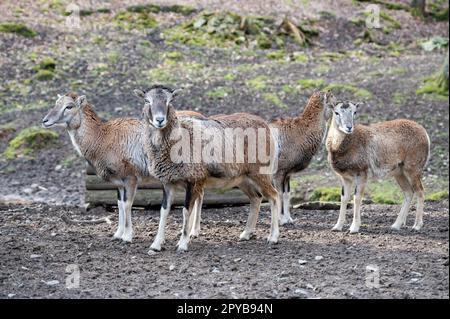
133;89;146;99
167;88;183;105
323;90;337;109
76;95;87;108
352;102;363;109
171;88;183;97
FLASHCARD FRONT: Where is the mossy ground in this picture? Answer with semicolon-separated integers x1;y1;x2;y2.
0;22;37;38
3;127;59;159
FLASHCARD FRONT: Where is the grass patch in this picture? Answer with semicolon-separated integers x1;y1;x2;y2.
223;73;236;81
324;83;373;99
369;180;402;204
246;75;269;90
206;87;232;99
262;93;288;109
426;190;449;202
416;77;449;97
0;22;37;38
3;127;59;159
34;57;57;81
292;52;309;63
392;92;407;105
266;50;286;60
107;51;120;64
114;11;158;30
312;64;331;75
297;79;325;90
36;70;54;81
309;187;341;202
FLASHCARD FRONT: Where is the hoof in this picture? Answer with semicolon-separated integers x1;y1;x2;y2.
176;244;188;252
280;216;294;226
189;230;200;238
331;224;344;232
150;242;163;252
349;224;360;234
412;223;423;231
267;234;279;244
391;223;402;231
239;231;253;241
121;233;133;243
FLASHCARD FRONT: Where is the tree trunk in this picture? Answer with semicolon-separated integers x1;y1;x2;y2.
411;0;426;16
437;53;449;92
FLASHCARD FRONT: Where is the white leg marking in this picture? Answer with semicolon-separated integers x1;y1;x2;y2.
332;178;352;231
150;185;174;252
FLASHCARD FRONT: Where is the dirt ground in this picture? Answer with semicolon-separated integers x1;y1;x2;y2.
0;201;448;299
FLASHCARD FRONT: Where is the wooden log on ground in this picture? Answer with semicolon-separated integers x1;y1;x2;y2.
86;188;251;208
86;175;162;190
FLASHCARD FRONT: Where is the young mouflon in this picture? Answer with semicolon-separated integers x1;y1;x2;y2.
42;92;204;243
134;85;281;252
326;100;430;233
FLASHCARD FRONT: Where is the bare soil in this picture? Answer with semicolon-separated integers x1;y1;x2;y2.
0;201;448;299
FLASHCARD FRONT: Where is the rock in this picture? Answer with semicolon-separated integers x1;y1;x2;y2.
298;259;308;265
411;272;423;277
314;256;324;261
44;280;60;286
234;258;242;262
55;165;62;171
294;288;309;296
211;267;220;273
30;254;42;259
8;294;16;298
169;264;175;271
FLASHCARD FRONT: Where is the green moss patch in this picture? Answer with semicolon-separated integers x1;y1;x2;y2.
126;3;196;15
114;11;158;30
164;11;317;49
297;79;325;90
206;87;232;99
246;75;269;90
3;127;59;159
0;22;37;38
324;83;373;99
426;190;449;202
262;93;288;109
416;77;449;97
368;180;403;204
34;57;57;81
309;187;341;202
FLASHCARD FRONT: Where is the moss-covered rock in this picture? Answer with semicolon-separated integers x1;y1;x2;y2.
3;127;59;159
37;57;57;71
0;22;37;38
36;69;55;81
163;11;317;49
